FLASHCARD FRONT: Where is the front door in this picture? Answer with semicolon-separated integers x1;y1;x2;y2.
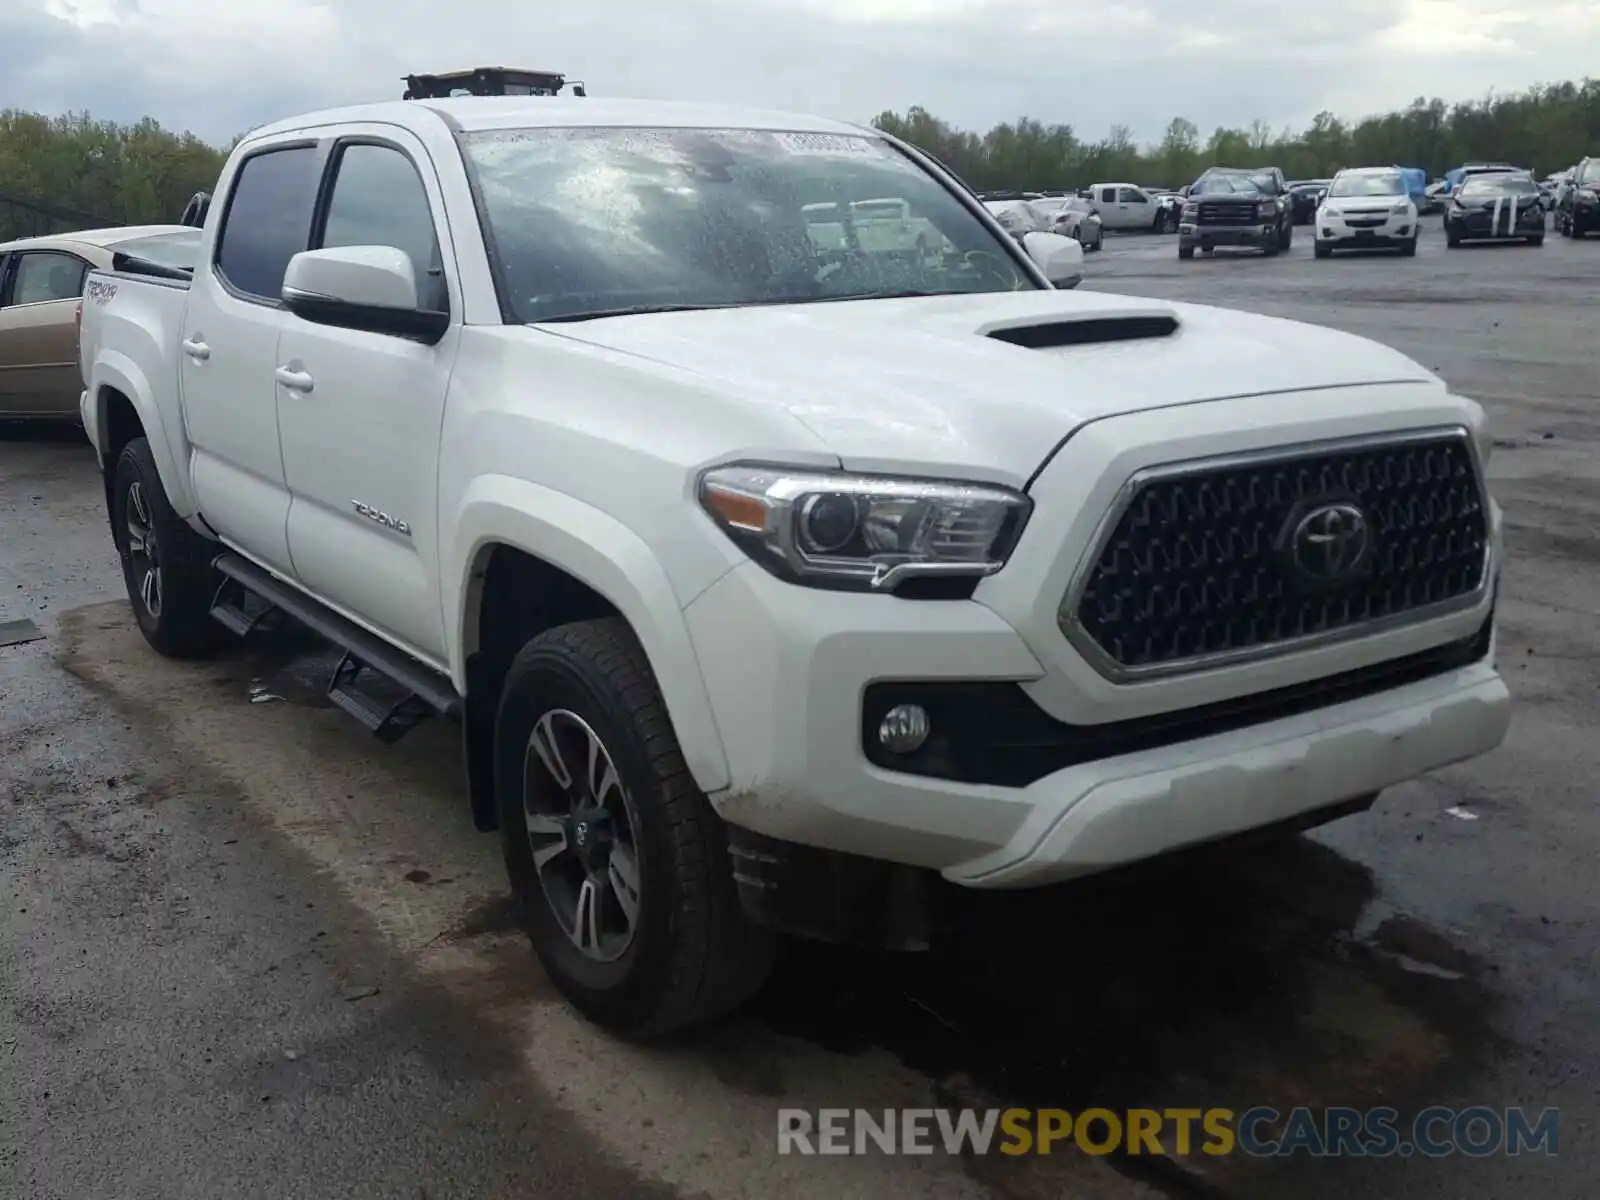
275;130;461;665
0;249;89;416
182;136;328;577
1117;187;1156;229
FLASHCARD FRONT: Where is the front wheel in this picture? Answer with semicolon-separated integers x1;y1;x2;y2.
495;618;774;1036
111;437;225;658
1313;241;1332;259
1178;244;1195;260
1399;236;1418;257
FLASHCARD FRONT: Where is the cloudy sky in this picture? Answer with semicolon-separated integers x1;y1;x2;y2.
6;0;1600;147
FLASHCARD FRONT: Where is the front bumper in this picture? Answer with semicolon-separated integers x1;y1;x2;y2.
1449;209;1545;240
684;389;1511;890
1317;209;1414;248
1179;222;1277;250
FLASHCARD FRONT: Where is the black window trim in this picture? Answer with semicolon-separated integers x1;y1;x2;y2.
2;248;91;309
211;137;331;308
307;134;454;321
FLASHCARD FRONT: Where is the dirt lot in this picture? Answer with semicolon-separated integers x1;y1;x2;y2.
3;220;1597;1200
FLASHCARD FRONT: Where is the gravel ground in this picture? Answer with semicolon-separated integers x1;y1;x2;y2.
2;218;1596;1200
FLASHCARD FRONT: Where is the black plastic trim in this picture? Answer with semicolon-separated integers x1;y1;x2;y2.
862;614;1494;788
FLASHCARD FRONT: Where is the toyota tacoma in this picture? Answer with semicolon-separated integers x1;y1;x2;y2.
77;95;1511;1036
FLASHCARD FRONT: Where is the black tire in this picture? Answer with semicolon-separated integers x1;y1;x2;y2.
1313;241;1332;259
1278;219;1293;251
1178;244;1195;260
1447;231;1461;248
1262;241;1280;257
1400;236;1418;257
110;437;225;658
1530;236;1544;247
495;617;773;1037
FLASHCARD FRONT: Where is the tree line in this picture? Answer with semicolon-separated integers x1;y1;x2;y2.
872;78;1600;192
3;77;1599;241
0;110;225;241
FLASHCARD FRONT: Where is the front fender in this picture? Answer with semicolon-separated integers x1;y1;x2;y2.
87;351;198;517
446;475;732;795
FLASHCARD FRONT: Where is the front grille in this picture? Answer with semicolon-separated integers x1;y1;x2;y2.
1064;431;1490;677
1196;203;1260;226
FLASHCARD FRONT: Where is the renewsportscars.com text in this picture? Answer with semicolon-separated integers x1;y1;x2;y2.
776;1106;1559;1158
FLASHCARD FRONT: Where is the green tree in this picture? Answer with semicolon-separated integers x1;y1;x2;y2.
872;76;1600;189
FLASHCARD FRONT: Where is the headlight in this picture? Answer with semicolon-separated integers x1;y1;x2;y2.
1257;201;1275;218
698;465;1032;591
1391;202;1410;215
1577;188;1596;202
1181;204;1198;219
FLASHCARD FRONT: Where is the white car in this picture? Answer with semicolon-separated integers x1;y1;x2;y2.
77;95;1509;1036
1314;167;1420;257
802;197;945;264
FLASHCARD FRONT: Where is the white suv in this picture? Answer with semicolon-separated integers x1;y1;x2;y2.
1314;167;1420;257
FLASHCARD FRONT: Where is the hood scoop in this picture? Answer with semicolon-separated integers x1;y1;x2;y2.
983;308;1180;350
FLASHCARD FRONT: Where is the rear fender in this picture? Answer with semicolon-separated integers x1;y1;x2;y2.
87;350;199;518
448;474;732;794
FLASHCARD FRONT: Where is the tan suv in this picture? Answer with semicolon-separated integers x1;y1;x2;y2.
0;225;199;420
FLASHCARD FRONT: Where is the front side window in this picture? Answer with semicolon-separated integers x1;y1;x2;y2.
460;126;1037;323
215;145;322;300
9;252;87;305
318;142;445;309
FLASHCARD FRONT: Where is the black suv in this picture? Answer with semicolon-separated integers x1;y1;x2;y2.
1178;166;1294;259
1557;156;1600;238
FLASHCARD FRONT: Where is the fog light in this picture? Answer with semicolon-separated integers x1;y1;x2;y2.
878;704;930;754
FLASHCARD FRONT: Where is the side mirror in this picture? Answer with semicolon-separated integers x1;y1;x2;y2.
281;246;449;344
1178;185;1191;198
1021;231;1084;289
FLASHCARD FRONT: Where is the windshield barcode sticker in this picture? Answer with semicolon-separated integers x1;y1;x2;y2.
772;132;879;157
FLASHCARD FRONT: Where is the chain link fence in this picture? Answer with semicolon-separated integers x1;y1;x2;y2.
0;192;114;243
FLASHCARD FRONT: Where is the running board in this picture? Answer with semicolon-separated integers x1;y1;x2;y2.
210;553;461;740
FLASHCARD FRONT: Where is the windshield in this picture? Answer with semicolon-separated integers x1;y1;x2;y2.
1580;161;1600;186
1459;175;1538;198
108;228;202;271
1328;172;1404;198
1190;173;1262;197
460;126;1038;322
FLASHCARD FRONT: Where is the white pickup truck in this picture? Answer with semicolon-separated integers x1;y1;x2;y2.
77;95;1511;1037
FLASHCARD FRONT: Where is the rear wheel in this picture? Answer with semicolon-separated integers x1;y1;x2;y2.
495;618;774;1036
110;437;225;658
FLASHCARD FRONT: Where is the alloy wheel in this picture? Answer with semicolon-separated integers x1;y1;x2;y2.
124;480;162;618
522;708;643;963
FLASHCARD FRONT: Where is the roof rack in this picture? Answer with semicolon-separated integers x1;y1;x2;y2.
402;66;586;100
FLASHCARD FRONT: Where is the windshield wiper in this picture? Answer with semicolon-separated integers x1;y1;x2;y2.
542;302;766;323
826;289;951;302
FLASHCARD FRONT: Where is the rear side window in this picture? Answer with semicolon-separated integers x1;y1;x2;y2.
215;145;322;300
317;143;445;309
9;251;87;304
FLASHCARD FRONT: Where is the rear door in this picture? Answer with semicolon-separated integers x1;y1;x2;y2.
275;130;461;663
0;248;89;416
181;135;327;576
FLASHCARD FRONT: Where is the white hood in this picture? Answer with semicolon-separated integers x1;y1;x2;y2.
542;289;1440;485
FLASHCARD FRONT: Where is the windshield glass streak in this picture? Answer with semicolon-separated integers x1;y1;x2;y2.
461;126;1040;323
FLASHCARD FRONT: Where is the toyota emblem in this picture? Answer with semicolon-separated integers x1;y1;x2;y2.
1290;503;1371;583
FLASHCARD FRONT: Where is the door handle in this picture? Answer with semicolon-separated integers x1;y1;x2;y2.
181;337;210;361
274;366;314;393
